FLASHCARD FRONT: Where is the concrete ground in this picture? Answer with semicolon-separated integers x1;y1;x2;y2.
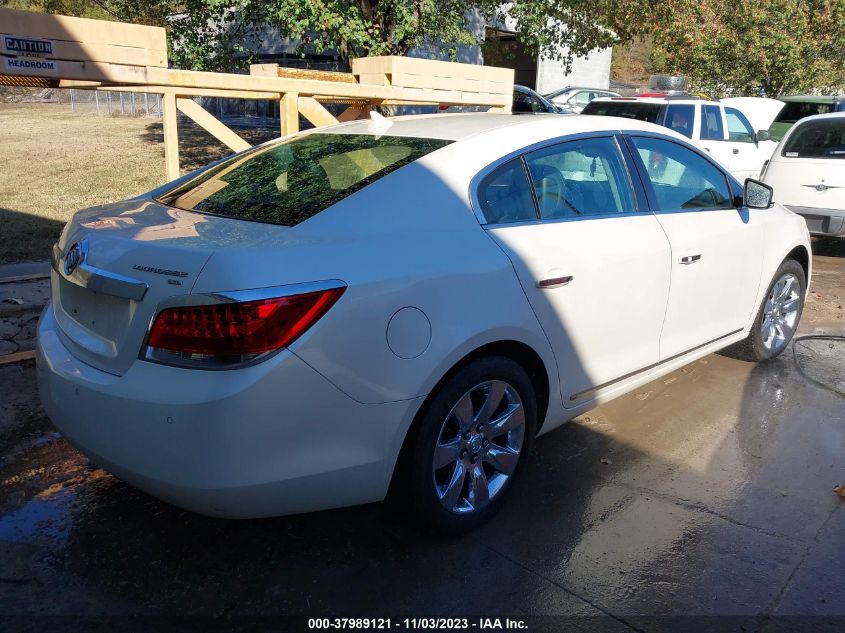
0;241;843;632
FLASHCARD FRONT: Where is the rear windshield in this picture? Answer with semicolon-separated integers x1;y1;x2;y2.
582;101;663;123
783;119;845;158
158;133;452;225
774;101;833;124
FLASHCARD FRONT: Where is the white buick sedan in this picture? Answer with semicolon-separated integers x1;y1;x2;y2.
37;114;811;533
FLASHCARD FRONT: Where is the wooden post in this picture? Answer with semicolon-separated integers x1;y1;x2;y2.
280;92;299;136
176;97;251;153
162;92;180;181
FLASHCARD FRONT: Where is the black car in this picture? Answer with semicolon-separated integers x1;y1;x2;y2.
512;85;563;114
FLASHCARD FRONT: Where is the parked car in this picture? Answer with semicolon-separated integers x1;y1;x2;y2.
767;95;845;141
762;112;845;238
583;95;777;181
512;84;563;114
543;86;620;113
38;113;810;533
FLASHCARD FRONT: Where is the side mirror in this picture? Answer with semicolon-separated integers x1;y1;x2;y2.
755;129;771;142
744;178;773;209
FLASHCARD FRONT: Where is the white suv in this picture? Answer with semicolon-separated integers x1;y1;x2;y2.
584;95;777;180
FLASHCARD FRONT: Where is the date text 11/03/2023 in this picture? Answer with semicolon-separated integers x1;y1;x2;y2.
307;618;529;630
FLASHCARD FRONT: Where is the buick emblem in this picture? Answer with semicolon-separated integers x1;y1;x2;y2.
64;243;83;275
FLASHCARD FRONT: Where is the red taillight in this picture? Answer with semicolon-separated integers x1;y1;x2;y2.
145;286;345;367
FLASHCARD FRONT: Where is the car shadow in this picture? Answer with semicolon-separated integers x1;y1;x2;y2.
0;207;65;264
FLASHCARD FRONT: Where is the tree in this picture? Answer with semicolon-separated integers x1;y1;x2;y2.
651;0;845;96
3;0;657;72
265;0;655;71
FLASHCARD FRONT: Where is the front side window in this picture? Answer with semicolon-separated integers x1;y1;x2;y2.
477;159;537;224
631;136;733;212
700;105;725;140
665;104;694;138
783;118;845;158
725;107;755;142
524;137;636;219
158;133;450;226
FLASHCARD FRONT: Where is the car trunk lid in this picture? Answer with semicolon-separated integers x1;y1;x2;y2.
51;199;289;376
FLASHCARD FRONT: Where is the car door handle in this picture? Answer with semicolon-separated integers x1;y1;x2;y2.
679;254;702;265
732;148;740;154
537;275;574;289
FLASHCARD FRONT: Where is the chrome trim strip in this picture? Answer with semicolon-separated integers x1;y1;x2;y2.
52;241;148;302
212;279;348;303
569;328;744;401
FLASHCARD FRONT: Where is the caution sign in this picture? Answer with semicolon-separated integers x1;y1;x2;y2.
3;56;58;75
2;35;54;57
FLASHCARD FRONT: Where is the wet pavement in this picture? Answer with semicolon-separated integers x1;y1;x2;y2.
1;246;843;632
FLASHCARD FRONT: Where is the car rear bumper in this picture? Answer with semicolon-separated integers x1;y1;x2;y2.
786;206;845;237
36;305;421;518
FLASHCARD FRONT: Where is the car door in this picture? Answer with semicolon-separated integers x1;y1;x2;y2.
625;135;765;359
724;106;773;179
697;103;734;165
478;135;672;406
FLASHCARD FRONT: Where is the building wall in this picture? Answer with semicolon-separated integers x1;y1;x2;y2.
536;46;612;94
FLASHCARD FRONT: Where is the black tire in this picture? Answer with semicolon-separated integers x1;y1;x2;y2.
724;259;806;362
405;356;537;535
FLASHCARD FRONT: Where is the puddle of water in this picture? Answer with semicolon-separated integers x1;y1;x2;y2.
0;484;76;544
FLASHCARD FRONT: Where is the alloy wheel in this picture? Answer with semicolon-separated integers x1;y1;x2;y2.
761;272;801;352
432;380;525;514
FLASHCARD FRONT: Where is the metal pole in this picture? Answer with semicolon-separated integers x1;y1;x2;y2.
120;92;124;115
107;91;112;115
144;93;149;116
95;91;100;115
70;89;74;113
131;93;136;116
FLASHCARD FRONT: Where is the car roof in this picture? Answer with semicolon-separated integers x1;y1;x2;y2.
316;111;681;142
590;95;715;105
779;95;844;104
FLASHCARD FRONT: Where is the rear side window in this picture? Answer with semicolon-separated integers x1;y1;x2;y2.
477;159;537;224
700;105;725;140
158;133;451;226
524;137;636;218
582;101;663;123
775;101;833;123
631;136;733;212
725;107;755;142
664;104;694;138
783;118;845;158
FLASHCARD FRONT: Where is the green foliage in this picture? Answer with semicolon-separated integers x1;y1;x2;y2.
652;0;845;96
2;0;658;73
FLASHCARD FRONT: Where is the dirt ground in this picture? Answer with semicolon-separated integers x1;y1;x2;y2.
0;241;842;630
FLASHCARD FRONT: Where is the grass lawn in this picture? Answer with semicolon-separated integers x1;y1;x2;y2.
0;103;276;263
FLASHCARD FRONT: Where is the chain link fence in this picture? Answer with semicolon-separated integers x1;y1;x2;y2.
66;89;161;117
